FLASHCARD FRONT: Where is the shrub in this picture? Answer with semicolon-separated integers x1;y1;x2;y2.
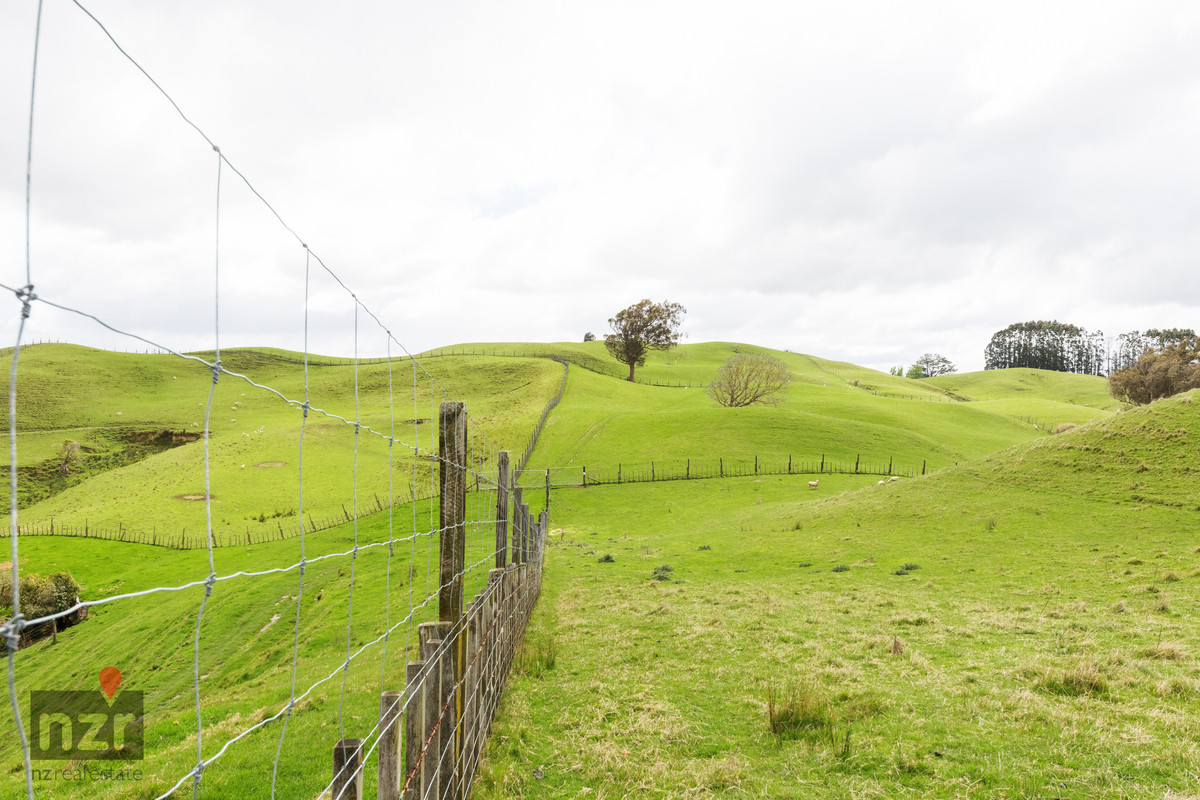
0;570;83;646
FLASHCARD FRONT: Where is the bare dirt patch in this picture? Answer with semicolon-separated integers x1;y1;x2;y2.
175;494;214;501
254;462;285;468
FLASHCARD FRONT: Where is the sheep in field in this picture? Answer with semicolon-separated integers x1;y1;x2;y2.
877;480;885;486
888;476;900;482
808;480;819;489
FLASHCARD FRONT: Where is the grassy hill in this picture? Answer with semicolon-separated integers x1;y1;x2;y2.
0;344;563;541
1;340;1169;799
477;389;1200;799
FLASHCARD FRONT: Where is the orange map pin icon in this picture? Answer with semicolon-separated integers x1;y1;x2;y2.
99;667;122;699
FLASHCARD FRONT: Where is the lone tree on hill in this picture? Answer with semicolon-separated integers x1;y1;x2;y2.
707;353;792;407
912;353;956;378
1108;335;1200;405
604;299;686;381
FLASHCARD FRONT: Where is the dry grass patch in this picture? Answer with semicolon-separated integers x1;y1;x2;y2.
1140;641;1189;661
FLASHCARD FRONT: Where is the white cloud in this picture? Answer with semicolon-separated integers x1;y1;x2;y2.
3;0;1199;372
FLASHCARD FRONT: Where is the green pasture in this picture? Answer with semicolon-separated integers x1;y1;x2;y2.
0;494;516;799
0;345;563;541
478;391;1200;799
3;340;1183;799
928;367;1120;410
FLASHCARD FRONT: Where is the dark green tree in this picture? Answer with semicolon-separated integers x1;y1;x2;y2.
912;353;955;377
604;299;686;381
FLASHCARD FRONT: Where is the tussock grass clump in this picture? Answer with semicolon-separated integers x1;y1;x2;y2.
901;562;921;571
1140;641;1188;661
831;564;850;573
597;554;615;563
651;564;674;581
766;680;832;740
1033;661;1109;697
1053;422;1077;434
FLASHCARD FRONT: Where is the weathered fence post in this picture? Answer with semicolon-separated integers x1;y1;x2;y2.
438;401;467;800
332;739;363;800
545;469;551;513
888;456;893;474
496;451;509;569
855;455;860;473
402;663;425;800
512;487;524;564
922;459;926;475
379;691;402;800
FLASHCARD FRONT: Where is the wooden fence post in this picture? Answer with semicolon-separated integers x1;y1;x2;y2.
438;401;467;800
332;739;363;800
511;488;524;564
922;460;926;475
496;451;509;569
402;663;425;800
379;691;402;800
545;469;551;513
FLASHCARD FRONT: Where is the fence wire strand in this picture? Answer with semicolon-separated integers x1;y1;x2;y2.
3;3;553;797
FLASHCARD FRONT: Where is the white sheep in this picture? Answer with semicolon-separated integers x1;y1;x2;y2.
808;480;819;489
877;480;885;486
888;476;900;482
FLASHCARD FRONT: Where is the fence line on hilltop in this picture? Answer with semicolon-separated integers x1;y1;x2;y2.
417;345;697;388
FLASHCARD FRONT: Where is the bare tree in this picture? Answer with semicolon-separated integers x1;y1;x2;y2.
707;353;792;407
604;299;686;381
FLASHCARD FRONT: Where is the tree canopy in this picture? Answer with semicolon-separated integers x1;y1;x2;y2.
1108;336;1200;405
707;353;792;407
604;299;686;381
983;320;1105;375
912;353;955;378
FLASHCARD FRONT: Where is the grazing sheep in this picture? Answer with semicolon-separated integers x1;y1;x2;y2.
878;480;885;486
808;480;819;489
888;476;900;482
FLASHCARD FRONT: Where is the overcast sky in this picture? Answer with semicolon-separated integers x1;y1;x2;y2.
3;1;1199;373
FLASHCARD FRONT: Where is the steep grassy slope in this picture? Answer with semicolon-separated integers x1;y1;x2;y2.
478;390;1200;799
0;344;563;539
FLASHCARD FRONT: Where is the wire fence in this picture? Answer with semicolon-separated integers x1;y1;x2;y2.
2;4;550;798
515;453;926;490
417;345;697;388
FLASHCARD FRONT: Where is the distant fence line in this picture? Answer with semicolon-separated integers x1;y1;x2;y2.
514;359;570;478
516;453;929;490
416;346;697;388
